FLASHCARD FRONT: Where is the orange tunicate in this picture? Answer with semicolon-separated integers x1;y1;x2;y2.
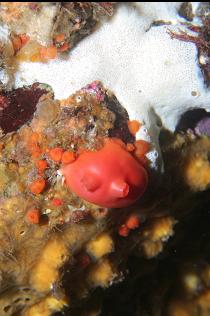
125;214;140;230
19;33;30;46
52;198;63;206
35;160;48;173
48;147;64;163
61;151;75;164
30;144;42;159
54;33;65;43
40;46;57;60
26;209;40;224
128;120;141;135
12;33;30;53
29;178;46;195
118;224;130;237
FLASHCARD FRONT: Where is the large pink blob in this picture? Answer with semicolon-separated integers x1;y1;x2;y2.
61;140;148;208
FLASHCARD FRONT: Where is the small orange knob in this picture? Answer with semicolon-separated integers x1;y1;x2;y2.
110;179;129;198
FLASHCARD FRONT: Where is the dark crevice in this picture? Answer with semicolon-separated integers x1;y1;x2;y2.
0;83;50;133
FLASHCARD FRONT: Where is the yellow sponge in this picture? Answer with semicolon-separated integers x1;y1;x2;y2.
86;233;114;259
30;237;69;292
23;295;68;316
87;259;115;288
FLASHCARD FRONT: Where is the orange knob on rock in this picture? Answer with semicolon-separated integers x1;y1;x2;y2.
61;139;148;208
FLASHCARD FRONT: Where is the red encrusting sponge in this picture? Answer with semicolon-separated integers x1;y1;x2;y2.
61;139;148;208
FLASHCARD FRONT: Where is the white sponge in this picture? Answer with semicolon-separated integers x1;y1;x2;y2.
12;2;210;167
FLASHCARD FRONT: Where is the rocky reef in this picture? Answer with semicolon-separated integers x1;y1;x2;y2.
0;2;209;316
